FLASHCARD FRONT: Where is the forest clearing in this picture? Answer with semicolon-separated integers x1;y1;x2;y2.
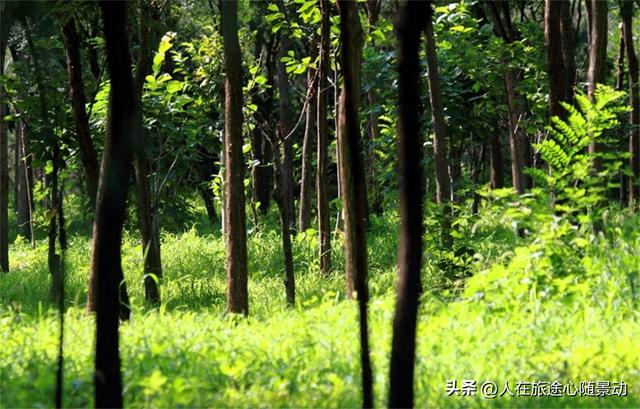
0;0;639;408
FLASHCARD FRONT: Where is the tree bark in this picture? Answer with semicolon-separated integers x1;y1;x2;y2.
424;1;452;244
15;119;33;242
298;66;317;232
0;10;8;272
365;0;382;217
336;1;373;407
133;0;162;305
388;1;426;406
317;0;332;275
274;4;296;305
92;2;136;406
545;0;568;119
489;114;504;188
622;1;639;205
61;16;100;209
424;2;451;205
220;0;249;315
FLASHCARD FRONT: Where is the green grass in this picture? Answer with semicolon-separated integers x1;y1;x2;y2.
0;209;638;408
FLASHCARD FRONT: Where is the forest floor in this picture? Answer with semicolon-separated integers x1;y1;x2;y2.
0;209;639;408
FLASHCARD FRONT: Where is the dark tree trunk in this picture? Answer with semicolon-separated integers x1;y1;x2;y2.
424;0;452;244
275;6;296;305
272;141;295;305
133;0;162;305
622;1;640;205
424;2;451;204
586;0;607;158
487;2;526;194
0;16;8;272
336;1;373;407
298;66;317;232
24;23;64;293
92;2;136;406
560;0;576;103
490;132;504;189
317;0;332;275
197;146;218;225
545;0;568;119
61;16;99;209
365;0;382;217
15;119;33;242
389;2;427;407
221;0;249;315
250;25;273;215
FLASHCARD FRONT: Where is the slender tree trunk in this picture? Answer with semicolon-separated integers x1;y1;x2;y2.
61;17;100;209
272;142;295;305
560;0;576;103
622;1;640;205
275;23;296;304
0;16;8;272
489;132;504;189
505;68;525;194
365;0;381;217
93;2;136;406
389;2;426;406
545;0;568;120
336;1;373;407
250;26;273;215
15;119;33;241
424;0;452;244
220;0;249;315
298;66;317;232
133;0;162;305
317;0;332;275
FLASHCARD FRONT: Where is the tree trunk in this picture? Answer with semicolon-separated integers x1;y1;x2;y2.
424;0;452;244
250;26;273;215
622;1;640;205
560;0;576;103
545;0;568;119
298;66;317;232
505;68;525;194
275;16;296;305
272;142;295;305
15;119;33;242
336;1;373;407
221;0;249;315
490;130;504;189
317;0;332;275
61;16;99;209
133;0;162;305
388;2;426;406
92;2;136;406
0;17;8;272
365;0;382;217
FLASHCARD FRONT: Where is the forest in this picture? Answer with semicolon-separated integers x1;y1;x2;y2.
0;0;639;407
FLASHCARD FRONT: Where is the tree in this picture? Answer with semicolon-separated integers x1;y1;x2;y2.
621;0;639;204
92;1;137;406
424;0;451;241
0;0;9;272
132;0;163;306
298;63;317;232
336;0;373;406
220;0;249;315
486;1;528;194
586;0;607;157
61;14;100;209
316;0;331;275
389;1;426;406
545;0;569;119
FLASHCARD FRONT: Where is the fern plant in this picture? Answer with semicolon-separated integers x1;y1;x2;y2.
527;84;630;223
